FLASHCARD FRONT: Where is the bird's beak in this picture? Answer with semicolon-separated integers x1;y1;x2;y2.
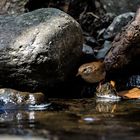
76;72;80;76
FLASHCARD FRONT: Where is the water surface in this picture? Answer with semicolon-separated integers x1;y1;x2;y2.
0;98;140;140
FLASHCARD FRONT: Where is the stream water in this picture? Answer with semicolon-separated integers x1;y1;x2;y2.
0;97;140;140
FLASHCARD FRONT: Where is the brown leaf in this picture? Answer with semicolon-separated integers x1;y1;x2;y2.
110;80;116;88
118;88;140;99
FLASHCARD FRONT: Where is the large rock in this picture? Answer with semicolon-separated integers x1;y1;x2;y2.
100;0;140;15
0;8;83;91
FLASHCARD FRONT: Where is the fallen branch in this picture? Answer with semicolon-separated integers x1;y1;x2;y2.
104;7;140;71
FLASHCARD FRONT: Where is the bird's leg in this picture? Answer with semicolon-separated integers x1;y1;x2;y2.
98;82;102;92
98;79;105;91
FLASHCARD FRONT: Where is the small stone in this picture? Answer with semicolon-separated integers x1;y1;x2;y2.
0;88;45;107
96;82;121;100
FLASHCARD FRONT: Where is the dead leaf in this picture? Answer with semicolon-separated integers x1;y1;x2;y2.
118;88;140;99
110;80;116;88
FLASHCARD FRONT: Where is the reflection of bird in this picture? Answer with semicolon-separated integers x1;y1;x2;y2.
77;61;106;84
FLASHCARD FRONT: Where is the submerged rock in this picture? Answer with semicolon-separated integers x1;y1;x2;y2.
0;8;83;91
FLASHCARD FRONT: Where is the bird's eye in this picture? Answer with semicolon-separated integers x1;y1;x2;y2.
83;67;92;74
83;68;87;72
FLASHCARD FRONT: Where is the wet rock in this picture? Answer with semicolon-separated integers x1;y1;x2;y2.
126;75;140;88
94;13;134;60
0;88;45;107
82;44;94;55
100;0;140;15
82;36;98;55
0;8;83;91
95;40;112;59
96;81;120;100
104;12;135;40
85;36;98;47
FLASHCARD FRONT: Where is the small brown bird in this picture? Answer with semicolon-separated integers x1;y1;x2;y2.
77;61;106;84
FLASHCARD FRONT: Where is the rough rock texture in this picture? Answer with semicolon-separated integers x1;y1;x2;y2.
104;7;140;71
0;8;83;91
95;12;135;59
100;0;140;15
0;88;45;106
103;12;135;40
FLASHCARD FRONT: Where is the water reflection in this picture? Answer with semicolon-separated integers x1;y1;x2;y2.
0;110;36;123
0;110;59;140
0;98;139;140
95;98;119;113
0;136;46;140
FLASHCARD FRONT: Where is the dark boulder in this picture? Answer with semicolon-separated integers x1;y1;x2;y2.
0;8;83;91
100;0;140;15
103;12;135;40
